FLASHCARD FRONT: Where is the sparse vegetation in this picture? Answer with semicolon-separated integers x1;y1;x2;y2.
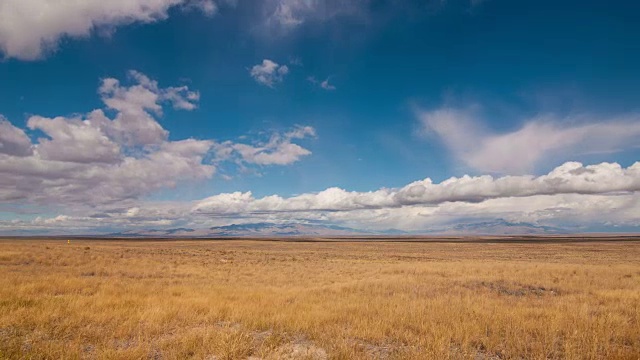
0;238;638;359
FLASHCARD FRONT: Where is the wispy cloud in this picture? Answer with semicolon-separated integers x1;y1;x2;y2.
263;0;369;32
307;76;336;90
418;106;640;174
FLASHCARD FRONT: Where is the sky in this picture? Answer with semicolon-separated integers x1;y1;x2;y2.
0;0;639;235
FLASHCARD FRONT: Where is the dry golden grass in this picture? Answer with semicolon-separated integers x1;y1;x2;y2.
0;238;639;359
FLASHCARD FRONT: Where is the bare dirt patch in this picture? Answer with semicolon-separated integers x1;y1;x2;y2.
465;280;560;296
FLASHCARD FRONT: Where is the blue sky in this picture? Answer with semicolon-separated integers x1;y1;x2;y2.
1;0;639;234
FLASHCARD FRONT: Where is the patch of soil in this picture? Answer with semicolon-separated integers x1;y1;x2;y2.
465;280;559;296
268;336;328;360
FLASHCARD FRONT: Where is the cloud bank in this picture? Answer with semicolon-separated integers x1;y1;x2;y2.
3;161;639;234
193;161;640;214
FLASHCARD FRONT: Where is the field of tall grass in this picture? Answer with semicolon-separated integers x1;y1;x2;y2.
0;238;638;359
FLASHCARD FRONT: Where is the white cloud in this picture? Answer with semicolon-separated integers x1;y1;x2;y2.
185;161;640;233
212;125;315;165
285;125;315;139
0;137;215;206
27;115;122;164
190;0;218;15
0;72;316;208
0;0;222;60
2;161;639;234
96;70;201;146
419;107;640;174
0;0;367;60
193;161;640;214
0;72;210;205
269;0;308;27
249;59;289;87
232;142;311;165
264;0;368;32
4;190;639;235
318;192;640;232
0;117;33;157
308;76;336;90
320;79;336;90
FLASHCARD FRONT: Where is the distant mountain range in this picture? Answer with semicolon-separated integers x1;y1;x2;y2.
110;222;374;237
438;219;566;235
108;219;565;237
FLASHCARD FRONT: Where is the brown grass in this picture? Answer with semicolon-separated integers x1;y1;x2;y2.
0;238;639;359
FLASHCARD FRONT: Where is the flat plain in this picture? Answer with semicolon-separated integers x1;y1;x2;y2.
0;237;639;359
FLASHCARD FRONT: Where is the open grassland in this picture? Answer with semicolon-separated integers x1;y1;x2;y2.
0;238;639;359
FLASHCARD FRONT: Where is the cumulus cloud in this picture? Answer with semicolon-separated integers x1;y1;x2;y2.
0;138;215;206
212;125;315;165
249;59;289;87
0;117;33;157
0;0;222;60
0;71;211;205
185;161;640;233
419;107;640;174
0;72;316;209
96;70;200;146
193;161;640;214
27;116;122;164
